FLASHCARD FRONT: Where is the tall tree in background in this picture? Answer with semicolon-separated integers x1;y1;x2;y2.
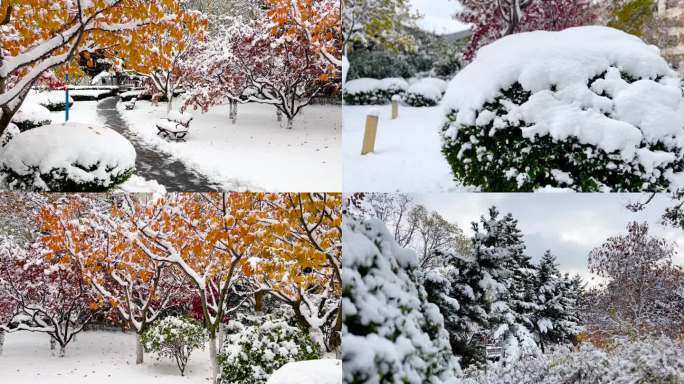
532;251;581;352
342;0;419;53
588;221;681;336
349;193;471;271
456;0;597;61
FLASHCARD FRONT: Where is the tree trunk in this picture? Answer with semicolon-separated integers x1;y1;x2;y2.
309;326;326;354
0;329;4;356
135;332;144;365
50;338;56;351
58;344;66;358
218;324;226;354
286;117;293;130
231;103;238;124
209;334;218;384
166;92;173;115
276;109;283;122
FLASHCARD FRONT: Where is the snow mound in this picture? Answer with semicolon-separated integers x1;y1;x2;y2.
267;359;342;384
11;102;52;131
0;123;136;191
343;217;460;384
441;26;684;192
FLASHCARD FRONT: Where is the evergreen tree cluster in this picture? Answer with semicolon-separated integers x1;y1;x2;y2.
423;207;582;368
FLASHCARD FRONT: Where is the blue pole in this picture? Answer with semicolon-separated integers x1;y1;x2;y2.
65;74;69;122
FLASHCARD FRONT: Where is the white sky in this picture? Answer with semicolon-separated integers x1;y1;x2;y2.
409;0;470;35
414;194;684;285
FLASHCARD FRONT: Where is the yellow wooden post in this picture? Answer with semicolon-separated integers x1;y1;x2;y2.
361;109;379;155
391;95;399;119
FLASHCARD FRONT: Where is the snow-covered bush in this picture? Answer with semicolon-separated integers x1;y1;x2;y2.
11;102;52;132
403;80;444;107
0;123;136;191
441;26;684;192
266;359;342;384
141;316;207;376
343;217;460;384
380;77;409;98
464;337;684;384
343;78;409;105
0;123;19;148
27;90;74;111
343;78;384;105
218;316;320;384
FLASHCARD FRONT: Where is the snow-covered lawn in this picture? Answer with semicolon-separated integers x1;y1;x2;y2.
0;331;212;383
343;104;460;192
120;100;341;191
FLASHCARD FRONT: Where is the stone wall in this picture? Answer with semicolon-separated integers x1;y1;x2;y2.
659;0;684;70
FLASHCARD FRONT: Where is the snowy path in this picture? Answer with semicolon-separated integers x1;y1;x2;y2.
343;105;463;192
0;331;212;383
97;97;221;191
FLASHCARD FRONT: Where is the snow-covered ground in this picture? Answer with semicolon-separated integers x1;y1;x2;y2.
267;359;342;384
119;100;341;191
0;331;212;383
343;104;461;192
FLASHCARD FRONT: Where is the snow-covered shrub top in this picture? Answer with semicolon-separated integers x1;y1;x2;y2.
141;316;207;375
0;123;136;191
464;337;684;384
218;315;320;384
404;81;444;107
420;77;448;94
344;78;382;95
441;26;684;192
26;90;74;111
266;359;342;384
11;102;52;130
343;217;459;384
380;77;409;94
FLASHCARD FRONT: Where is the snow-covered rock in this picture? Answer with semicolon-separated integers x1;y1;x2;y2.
441;26;684;192
266;359;342;384
404;80;444;107
0;123;136;191
10;102;52;131
343;217;460;384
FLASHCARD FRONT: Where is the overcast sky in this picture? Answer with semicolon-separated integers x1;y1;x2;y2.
413;194;684;284
409;0;470;35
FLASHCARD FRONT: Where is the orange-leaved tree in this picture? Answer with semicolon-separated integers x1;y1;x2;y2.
0;0;192;135
259;192;342;353
38;194;186;365
266;0;343;73
118;192;271;384
121;7;208;113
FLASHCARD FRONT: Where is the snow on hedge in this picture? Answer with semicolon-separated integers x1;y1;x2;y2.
343;217;460;384
421;77;448;94
10;102;52;131
441;26;684;192
404;80;444;107
26;90;74;111
0;123;136;191
344;78;409;105
267;359;342;384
